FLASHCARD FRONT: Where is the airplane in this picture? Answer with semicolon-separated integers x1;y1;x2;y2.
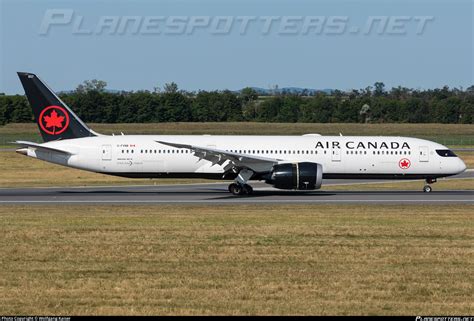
14;72;467;195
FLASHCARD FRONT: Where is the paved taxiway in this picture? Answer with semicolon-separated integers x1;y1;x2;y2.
0;172;472;204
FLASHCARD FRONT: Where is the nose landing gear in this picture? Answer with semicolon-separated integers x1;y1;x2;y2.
423;178;437;193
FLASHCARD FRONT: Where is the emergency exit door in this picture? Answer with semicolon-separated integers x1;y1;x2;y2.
331;148;341;162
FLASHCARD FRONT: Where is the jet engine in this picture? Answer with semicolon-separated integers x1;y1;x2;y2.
266;162;323;190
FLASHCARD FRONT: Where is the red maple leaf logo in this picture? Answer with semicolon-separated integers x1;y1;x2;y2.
399;158;411;169
39;106;70;135
43;110;65;133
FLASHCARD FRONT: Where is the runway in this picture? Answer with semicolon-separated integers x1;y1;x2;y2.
0;173;472;204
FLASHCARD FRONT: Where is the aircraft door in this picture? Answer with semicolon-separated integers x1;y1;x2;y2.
331;148;341;162
419;146;429;162
101;145;112;161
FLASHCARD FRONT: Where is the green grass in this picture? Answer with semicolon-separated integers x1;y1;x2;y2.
0;204;472;315
1;122;473;147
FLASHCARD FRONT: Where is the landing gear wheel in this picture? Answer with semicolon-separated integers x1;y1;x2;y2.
228;183;242;195
423;185;432;193
228;183;253;196
242;184;253;195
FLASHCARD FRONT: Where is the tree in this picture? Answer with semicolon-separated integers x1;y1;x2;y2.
299;95;333;123
76;79;107;93
240;87;258;103
466;85;474;95
360;103;371;123
256;96;282;121
240;87;259;120
11;95;32;122
163;82;178;94
160;91;191;122
374;82;385;97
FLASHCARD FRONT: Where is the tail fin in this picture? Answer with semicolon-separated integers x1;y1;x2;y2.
17;72;97;142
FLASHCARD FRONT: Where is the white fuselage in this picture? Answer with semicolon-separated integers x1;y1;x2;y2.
22;135;467;181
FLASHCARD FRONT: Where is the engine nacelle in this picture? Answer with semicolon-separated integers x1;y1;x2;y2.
267;162;323;190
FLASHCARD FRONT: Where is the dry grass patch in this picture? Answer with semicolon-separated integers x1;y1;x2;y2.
324;178;474;191
0;204;472;315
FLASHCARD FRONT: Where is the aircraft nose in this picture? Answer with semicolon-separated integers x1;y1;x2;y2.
457;158;467;173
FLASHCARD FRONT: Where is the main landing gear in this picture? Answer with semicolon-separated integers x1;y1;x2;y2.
228;183;253;195
228;168;254;196
423;178;437;193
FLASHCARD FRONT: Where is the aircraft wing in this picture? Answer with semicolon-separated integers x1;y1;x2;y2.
156;140;281;173
13;141;74;156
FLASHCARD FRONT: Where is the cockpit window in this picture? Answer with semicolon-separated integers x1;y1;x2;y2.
436;149;457;157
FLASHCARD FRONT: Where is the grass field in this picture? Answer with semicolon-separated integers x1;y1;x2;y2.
1;122;473;147
1;150;473;188
0;204;472;315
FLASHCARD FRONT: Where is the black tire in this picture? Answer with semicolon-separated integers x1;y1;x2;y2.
243;184;253;195
423;185;432;193
229;183;242;195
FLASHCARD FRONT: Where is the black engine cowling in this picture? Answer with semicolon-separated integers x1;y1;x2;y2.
266;162;323;190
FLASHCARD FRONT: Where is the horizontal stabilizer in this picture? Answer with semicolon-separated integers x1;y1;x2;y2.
13;141;73;156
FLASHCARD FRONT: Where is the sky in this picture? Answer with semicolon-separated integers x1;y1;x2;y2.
0;0;473;94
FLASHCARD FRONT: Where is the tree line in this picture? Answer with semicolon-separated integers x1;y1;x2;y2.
0;81;473;125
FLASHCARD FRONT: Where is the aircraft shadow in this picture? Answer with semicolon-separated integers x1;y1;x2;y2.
51;189;473;196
